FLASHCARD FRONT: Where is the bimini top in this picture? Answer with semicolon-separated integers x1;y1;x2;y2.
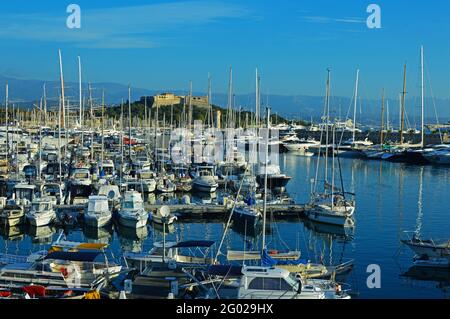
44;251;102;262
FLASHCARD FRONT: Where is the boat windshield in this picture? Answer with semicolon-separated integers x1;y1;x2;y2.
88;200;109;212
123;201;143;210
32;203;51;212
74;172;89;179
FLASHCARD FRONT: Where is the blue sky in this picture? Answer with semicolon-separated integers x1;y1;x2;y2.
1;0;449;100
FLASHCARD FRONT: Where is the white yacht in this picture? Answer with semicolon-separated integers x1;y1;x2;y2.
256;163;291;191
26;197;56;227
118;191;148;229
235;266;350;299
193;167;218;193
306;194;355;226
84;196;112;228
283;138;320;153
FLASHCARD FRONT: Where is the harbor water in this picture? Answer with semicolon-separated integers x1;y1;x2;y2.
1;154;448;299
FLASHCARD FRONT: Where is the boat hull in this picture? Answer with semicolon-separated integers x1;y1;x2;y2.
84;214;112;228
118;213;148;229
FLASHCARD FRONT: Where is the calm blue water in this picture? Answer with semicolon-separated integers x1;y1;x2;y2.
1;154;449;299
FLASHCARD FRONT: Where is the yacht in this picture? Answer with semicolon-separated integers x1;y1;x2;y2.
192;166;218;193
117;191;149;229
173;167;193;192
231;205;262;229
256;163;291;191
283;138;320;154
233;266;350;299
84;196;112;228
423;147;450;165
401;232;449;259
123;240;215;271
306;193;355;226
26;197;56;227
156;176;176;193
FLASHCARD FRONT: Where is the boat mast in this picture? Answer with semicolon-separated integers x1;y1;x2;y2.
324;69;331;186
101;90;105;170
255;68;260;128
5;82;8;166
261;107;270;255
89;84;94;163
227;67;233;129
58;95;62;185
188;81;193;130
78;56;83;128
128;86;132;159
38;98;43;181
400;64;407;145
353;69;360;142
58;50;66;131
120;99;124;182
380;89;385;145
420;46;425;148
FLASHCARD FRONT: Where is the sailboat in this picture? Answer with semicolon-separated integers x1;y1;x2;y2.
307;69;355;227
338;69;373;158
382;47;430;164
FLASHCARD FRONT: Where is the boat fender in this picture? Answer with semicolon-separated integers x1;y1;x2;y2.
61;267;69;278
168;260;177;270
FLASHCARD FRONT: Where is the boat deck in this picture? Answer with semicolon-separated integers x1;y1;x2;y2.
128;267;190;299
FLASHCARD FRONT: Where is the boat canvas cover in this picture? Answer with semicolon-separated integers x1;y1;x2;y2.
206;265;243;277
261;249;307;267
44;251;102;262
172;241;215;248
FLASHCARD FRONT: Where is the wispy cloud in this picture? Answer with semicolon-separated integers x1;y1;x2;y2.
0;1;250;49
302;15;365;25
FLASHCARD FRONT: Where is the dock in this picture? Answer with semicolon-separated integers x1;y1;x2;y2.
145;203;310;220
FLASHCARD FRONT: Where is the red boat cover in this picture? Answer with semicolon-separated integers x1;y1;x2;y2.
23;285;46;297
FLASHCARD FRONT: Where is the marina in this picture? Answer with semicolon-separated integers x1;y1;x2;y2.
0;2;449;302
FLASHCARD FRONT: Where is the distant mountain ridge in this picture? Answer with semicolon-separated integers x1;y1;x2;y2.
0;75;448;125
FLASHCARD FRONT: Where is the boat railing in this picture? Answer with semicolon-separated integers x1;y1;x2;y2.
0;254;28;265
401;231;449;248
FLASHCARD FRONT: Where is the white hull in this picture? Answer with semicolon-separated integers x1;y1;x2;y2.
84;214;112;228
118;213;149;229
306;206;354;226
193;182;217;193
0;216;24;227
26;212;56;227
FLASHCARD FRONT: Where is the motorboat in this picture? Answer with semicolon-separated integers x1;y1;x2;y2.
231;266;350;299
156;177;176;193
0;200;25;227
26;197;56;227
193;166;218;193
123;240;216;271
135;170;157;193
173;167;193;192
150;206;177;225
401;232;449;259
117;191;148;229
41;183;64;206
256;163;291;191
84;196;112;228
231;204;262;229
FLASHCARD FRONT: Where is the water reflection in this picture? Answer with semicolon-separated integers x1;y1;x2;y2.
117;224;149;253
27;225;56;245
83;224;114;244
0;225;25;241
